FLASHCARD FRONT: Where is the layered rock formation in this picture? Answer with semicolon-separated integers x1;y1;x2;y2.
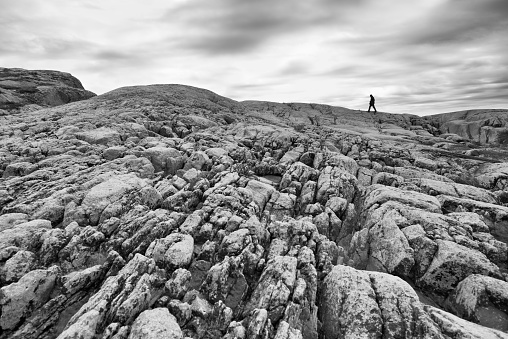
0;78;507;339
0;67;96;114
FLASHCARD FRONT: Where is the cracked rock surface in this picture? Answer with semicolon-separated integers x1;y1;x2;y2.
1;74;508;338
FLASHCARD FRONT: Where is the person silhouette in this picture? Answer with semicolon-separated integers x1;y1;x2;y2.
368;94;377;113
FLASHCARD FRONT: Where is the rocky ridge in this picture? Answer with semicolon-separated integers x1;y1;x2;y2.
0;71;508;338
0;68;96;114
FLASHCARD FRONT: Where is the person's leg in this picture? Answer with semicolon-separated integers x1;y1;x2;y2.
374;105;377;113
368;105;371;112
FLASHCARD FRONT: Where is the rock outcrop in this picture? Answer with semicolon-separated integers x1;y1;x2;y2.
0;74;507;339
0;67;96;114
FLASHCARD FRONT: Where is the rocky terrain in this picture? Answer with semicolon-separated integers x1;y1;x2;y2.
0;68;96;114
0;68;508;339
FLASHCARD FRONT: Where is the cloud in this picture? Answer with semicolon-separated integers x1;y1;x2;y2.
163;0;363;54
401;0;508;46
278;61;311;77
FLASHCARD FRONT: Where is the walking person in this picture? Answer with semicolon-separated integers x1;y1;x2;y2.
368;94;377;113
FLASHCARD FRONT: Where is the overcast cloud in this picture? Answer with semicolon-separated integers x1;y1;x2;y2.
0;0;506;115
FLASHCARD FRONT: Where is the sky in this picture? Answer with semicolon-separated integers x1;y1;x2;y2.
0;0;507;116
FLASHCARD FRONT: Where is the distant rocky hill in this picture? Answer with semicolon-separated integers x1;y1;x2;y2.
0;67;96;114
425;109;508;145
0;74;508;339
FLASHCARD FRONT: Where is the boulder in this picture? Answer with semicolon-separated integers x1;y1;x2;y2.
143;146;183;174
146;233;194;269
0;266;59;330
128;308;183;339
75;127;121;146
446;274;508;332
81;173;147;225
245;179;276;211
418;240;502;292
243;256;297;322
364;185;442;213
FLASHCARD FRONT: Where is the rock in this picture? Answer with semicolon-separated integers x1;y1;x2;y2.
219;228;251;257
425;305;508;339
363;209;415;276
143;146;183;174
81;173;148;225
75;127;121;146
0;266;59;330
166;268;192;299
145;233;194;269
415;178;497;204
318;265;441;339
0;213;28;232
446;274;508;332
245;179;276;211
419;240;502;292
128;308;183;339
184;151;210;170
2;72;508;339
364;185;442;213
244;256;297;322
3;162;37;178
0;67;95;113
1;250;37;283
103;146;127;160
60;253;156;335
0;219;52;251
326;152;358;176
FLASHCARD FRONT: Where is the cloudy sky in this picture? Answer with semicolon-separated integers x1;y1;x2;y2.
1;0;507;115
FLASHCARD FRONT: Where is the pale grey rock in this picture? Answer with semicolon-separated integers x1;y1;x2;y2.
279;150;302;165
244;256;297;321
81;173;147;225
205;147;228;159
364;209;415;276
394;166;453;182
0;219;52;251
219;228;251;257
57;309;103;339
179;210;205;235
1;249;37;283
426;305;508;339
246;308;270;339
364;185;442;213
446;274;508;332
319;265;442;339
61;265;103;295
61;254;156;334
402;224;438;278
245;179;276;211
165;268;192;299
274;321;302;339
103;146;127;160
0;213;28;232
3;161;37;178
316;166;358;204
127;308;182;339
184;150;210;170
143;146;182;174
145;233;194;269
419;240;502;292
319;265;383;339
0;266;59;330
326;152;358;176
415;178;497;204
75;127;121;146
